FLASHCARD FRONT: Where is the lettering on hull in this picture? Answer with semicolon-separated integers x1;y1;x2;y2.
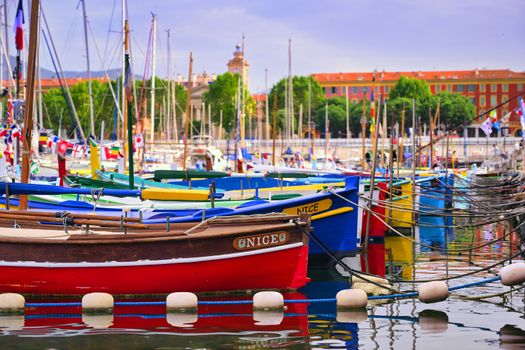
282;199;332;216
233;232;289;250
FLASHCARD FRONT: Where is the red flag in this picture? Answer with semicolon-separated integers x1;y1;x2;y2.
57;140;68;157
14;0;24;51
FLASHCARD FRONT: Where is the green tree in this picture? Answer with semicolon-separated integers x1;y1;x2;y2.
389;76;432;101
312;97;366;138
387;77;437;129
42;78;188;140
436;91;476;128
203;72;254;133
267;75;325;132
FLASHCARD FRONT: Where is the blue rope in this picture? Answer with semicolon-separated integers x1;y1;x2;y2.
22;276;503;308
115;301;165;306
26;302;82;307
448;276;501;291
368;292;418;300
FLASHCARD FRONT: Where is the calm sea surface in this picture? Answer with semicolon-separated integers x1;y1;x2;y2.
1;224;523;349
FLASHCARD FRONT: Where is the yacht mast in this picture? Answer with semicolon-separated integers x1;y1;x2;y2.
80;0;94;137
149;13;157;143
166;29;171;141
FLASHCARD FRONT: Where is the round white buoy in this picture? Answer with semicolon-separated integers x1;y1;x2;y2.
82;314;114;329
336;310;368;323
0;315;25;330
253;310;284;325
336;289;368;309
166;312;198;327
0;293;25;315
418;309;449;333
81;293;114;314
253;291;284;311
166;292;198;312
418;281;449;303
499;263;525;286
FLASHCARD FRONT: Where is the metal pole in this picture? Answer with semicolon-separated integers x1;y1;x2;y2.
166;29;171;141
182;51;193;170
80;0;94;137
149;13;157;143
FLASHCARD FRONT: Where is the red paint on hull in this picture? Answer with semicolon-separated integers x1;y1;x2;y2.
0;245;309;295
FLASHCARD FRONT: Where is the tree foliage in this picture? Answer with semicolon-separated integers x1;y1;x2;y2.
436;91;476;127
42;78;187;139
267;76;325;132
203;72;254;133
312;97;365;137
387;77;436;128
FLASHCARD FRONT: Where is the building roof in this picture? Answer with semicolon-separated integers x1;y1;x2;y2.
252;93;267;102
312;69;525;84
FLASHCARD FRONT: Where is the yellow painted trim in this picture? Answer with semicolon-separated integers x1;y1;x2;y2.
311;207;353;221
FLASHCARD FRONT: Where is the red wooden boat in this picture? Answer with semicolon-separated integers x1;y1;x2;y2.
0;213;310;295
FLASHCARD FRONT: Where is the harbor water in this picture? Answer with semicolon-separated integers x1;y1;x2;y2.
1;223;523;349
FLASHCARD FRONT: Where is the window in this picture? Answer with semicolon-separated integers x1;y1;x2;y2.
447;84;452;92
351;86;360;94
324;87;329;94
456;84;464;92
480;84;485;92
468;84;476;92
502;94;508;103
341;86;346;95
491;95;497;106
375;86;379;93
435;85;440;92
491;84;497;92
519;83;524;91
385;86;390;93
331;86;338;94
502;84;508;92
470;97;476;105
480;96;486;106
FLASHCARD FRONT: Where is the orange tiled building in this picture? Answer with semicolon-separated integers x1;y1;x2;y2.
312;68;525;122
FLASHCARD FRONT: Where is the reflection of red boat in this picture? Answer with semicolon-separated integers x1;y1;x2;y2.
1;293;310;349
0;214;309;295
361;182;387;276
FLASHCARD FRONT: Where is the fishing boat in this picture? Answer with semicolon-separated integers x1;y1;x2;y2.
0;212;310;295
0;177;361;268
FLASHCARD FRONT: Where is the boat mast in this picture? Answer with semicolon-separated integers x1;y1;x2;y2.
345;84;349;143
308;79;313;155
19;0;40;209
149;13;157;144
360;91;367;169
166;29;171;141
182;51;193;170
287;38;293;143
120;0;125;140
265;68;269;144
272;95;277;166
124;19;134;189
80;0;94;137
324;103;329;166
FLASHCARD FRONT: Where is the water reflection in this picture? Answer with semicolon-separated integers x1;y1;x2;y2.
0;223;523;349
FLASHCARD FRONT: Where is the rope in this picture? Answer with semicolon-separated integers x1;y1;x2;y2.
21;276;508;307
22;276;505;308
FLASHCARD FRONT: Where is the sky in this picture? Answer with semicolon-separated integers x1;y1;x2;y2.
9;0;525;92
